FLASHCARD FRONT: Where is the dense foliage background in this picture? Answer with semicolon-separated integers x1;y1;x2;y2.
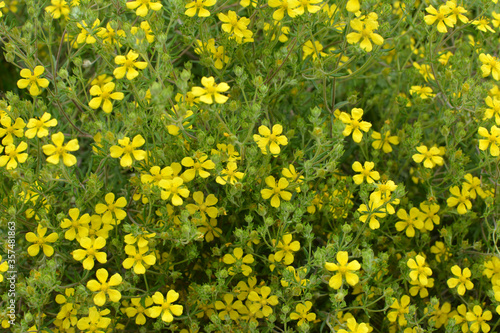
1;0;500;332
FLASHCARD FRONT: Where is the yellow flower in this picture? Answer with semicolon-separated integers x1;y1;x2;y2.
424;4;454;33
184;0;216;17
247;286;279;318
89;82;124;113
447;265;473;295
109;135;147;167
409;85;435;99
478;125;500;156
357;198;386;229
91;74;113;88
484;96;500;125
25;224;58;257
446;1;468;24
407;255;432;285
412;145;444;168
447;186;471;215
25;112;57;138
387;295;410;326
60;208;90;240
0;142;28;170
146;290;183;322
261;175;292;208
215;293;247;320
325;251;361;289
186;191;218;221
97;22;126;46
395;208;424;237
0;116;25;145
253;124;288;155
77;307;111;332
125;297;153;325
294;0;322;14
72;236;107;270
218;11;253;39
126;0;162;17
86;268;122;306
345;0;359;13
76;19;101;44
0;1;4;16
268;0;300;21
419;202;440;231
479;53;500;81
216;161;244;185
352;161;380;185
45;0;70;19
339;108;372;143
282;164;304;192
181;153;215;181
42;132;79;166
290;301;316;327
131;21;155;44
274;234;300;265
413;63;435;81
95;193;127;224
338;318;370;333
466;305;492;333
159;177;190;206
17;66;50;96
302;40;327;60
346;14;384;52
371;130;399;153
472;17;495;33
113;51;148;80
191;76;230;104
223;247;254;276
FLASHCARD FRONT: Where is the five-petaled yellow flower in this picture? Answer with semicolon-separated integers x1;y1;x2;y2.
253;124;288;155
95;192;128;224
346;13;384;52
352;161;380;185
261;176;292;208
290;301;316;327
114;51;148;80
339;108;372;143
146;290;183;323
0;142;28;170
110;135;147;167
45;0;70;19
412;145;444;168
42;132;80;166
126;0;162;17
87;268;123;306
25;112;57;138
447;265;473;295
17;66;50;96
72;236;107;270
25;224;59;257
89;82;124;114
185;0;216;17
325;251;361;289
191;76;230;104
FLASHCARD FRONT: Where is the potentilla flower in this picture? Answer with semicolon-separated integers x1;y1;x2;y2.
357;198;387;230
407;255;432;285
113;50;148;80
268;0;300;21
122;245;156;274
0;116;25;145
215;293;247;320
247;286;279;318
109;135;147;167
466;305;492;333
218;11;252;38
60;208;90;240
478;125;500;156
253;124;288;155
339;108;372;143
184;0;216;17
290;301;316;327
25;112;57;138
91;74;113;88
346;0;359;13
42;132;79;166
126;0;162;17
159;177;190;206
45;0;70;19
346;15;384;52
447;265;473;295
146;290;183;323
274;234;300;265
338;318;370;333
72;236;107;270
395;207;424;237
125;297;153;325
472;17;495;33
413;63;435;81
89;82;124;113
76;19;101;44
302;40;327;60
17;66;50;96
86;268;122;306
25;224;59;257
479;53;500;81
76;307;111;332
409;85;435;99
294;0;322;14
371;130;399;153
446;1;468;24
97;22;126;46
261;176;292;208
186;191;218;221
0;142;28;170
419;202;440;231
95;192;127;224
412;145;444;168
447;186;472;215
484;96;500;125
325;251;361;289
223;247;254;276
131;21;155;44
216;161;245;185
181;153;215;181
0;2;4;17
352;161;380;185
387;295;410;326
424;4;454;33
191;76;230;104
